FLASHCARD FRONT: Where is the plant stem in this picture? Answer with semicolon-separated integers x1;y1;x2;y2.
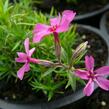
53;32;61;63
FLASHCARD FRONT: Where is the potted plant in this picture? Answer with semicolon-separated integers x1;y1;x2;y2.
1;0;109;109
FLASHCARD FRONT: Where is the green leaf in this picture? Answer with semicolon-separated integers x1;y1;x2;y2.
16;22;34;26
76;77;86;85
65;71;76;91
31;80;53;91
41;67;56;78
11;41;21;51
61;47;68;63
3;0;9;13
50;7;54;16
48;91;53;101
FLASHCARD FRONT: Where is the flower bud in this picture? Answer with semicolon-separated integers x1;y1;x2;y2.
39;60;54;67
72;41;88;61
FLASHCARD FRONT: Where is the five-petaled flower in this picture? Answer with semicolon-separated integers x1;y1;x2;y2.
33;10;76;43
15;38;39;80
75;55;109;96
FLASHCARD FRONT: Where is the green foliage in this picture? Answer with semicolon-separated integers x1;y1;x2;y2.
32;0;43;4
0;0;47;80
29;24;86;100
0;0;86;100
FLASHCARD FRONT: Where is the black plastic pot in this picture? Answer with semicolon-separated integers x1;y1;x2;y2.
100;11;109;38
0;25;109;109
37;0;109;27
74;4;109;27
9;0;109;27
45;4;109;28
75;4;109;21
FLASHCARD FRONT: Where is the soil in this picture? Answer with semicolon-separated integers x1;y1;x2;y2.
0;26;108;103
36;0;109;15
85;88;109;109
0;78;83;103
0;79;48;103
75;26;108;68
59;88;109;109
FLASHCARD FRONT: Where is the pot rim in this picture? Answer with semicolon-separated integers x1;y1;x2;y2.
100;11;109;37
75;4;109;20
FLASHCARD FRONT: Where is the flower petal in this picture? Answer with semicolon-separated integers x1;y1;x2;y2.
17;52;27;58
56;10;76;33
29;58;39;63
33;23;51;43
83;79;94;96
85;55;94;71
16;52;27;63
95;66;109;75
29;48;35;57
95;77;109;90
24;38;29;55
62;10;76;23
56;19;69;33
25;63;30;72
50;14;61;26
75;69;89;80
15;57;27;63
33;23;50;33
33;30;51;43
17;63;30;80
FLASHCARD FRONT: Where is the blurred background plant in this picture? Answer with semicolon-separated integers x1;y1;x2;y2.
66;0;79;4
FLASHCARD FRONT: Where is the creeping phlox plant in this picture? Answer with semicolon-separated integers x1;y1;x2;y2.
16;10;109;100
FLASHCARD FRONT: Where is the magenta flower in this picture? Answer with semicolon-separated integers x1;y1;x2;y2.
33;10;76;43
75;55;109;96
15;38;39;80
33;10;76;62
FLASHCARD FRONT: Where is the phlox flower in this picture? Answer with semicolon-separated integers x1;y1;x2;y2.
33;10;76;43
15;38;39;80
75;55;109;96
33;10;76;62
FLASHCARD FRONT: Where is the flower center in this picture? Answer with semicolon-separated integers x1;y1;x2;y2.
88;71;95;80
26;56;30;63
89;73;95;78
49;25;58;32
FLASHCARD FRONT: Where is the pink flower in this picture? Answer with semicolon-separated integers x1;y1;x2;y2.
15;38;39;80
75;55;109;96
33;10;76;43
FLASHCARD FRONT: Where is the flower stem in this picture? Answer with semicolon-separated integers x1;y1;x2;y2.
53;32;61;63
